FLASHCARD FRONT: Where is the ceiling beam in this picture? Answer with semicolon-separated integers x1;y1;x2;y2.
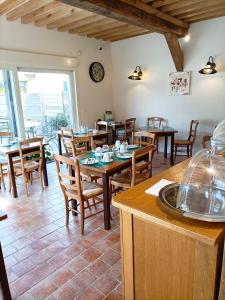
58;0;188;36
165;32;183;72
0;0;27;16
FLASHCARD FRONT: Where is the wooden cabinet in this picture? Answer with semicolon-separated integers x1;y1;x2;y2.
113;160;225;300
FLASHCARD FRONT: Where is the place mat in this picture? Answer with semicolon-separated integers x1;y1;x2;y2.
145;179;174;196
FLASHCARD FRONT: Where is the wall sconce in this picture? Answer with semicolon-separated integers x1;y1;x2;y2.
128;66;143;80
199;56;217;75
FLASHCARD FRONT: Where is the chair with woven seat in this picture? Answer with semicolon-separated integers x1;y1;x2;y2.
94;120;109;146
0;131;14;190
54;154;104;235
10;137;44;196
61;127;85;158
174;120;199;160
116;118;136;143
110;145;155;196
132;131;156;176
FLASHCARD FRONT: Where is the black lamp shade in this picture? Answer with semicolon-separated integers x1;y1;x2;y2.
199;56;217;75
128;66;143;80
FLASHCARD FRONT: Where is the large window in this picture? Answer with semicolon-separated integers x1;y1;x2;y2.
17;70;74;151
0;70;17;135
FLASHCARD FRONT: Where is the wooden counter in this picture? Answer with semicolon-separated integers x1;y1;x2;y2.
113;160;225;300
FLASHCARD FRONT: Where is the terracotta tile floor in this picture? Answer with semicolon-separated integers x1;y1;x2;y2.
0;153;185;299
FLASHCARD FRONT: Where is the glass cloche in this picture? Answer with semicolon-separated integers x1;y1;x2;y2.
176;149;225;221
211;119;225;156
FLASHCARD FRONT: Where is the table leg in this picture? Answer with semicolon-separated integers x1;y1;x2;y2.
0;242;12;300
102;174;111;230
164;136;168;158
170;133;175;165
8;155;17;198
58;133;62;155
42;148;48;187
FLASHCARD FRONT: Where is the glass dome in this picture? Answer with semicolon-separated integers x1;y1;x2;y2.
176;149;225;222
211;119;225;152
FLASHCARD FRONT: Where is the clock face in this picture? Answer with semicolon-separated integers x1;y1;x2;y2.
89;62;105;82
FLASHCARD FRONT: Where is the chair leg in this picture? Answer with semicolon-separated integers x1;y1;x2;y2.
187;146;190;158
92;198;97;209
190;146;193;157
0;165;6;191
39;171;44;191
23;173;29;197
80;201;84;235
174;146;177;162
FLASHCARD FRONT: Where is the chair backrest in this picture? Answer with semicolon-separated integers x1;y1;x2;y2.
54;154;83;202
19;137;44;172
61;127;74;156
131;145;155;187
70;136;94;156
95;120;108;131
147;117;165;128
0;131;13;144
188;120;199;144
132;131;156;146
125;118;136;138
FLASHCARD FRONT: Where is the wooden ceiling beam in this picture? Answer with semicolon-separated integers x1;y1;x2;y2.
58;13;98;31
93;24;131;39
35;7;73;26
110;30;150;42
69;17;112;34
6;0;52;21
170;0;225;17
161;0;205;13
78;20;119;35
21;1;62;24
178;3;225;20
151;0;180;8
0;0;27;16
88;23;128;38
103;27;148;40
165;32;183;72
47;10;91;29
58;0;187;36
120;0;189;28
184;9;225;23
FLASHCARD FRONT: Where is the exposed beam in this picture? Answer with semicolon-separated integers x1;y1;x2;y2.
58;13;98;31
21;1;62;24
104;28;148;41
120;0;189;28
78;20;118;35
151;0;180;8
6;0;52;21
88;23;129;38
161;0;205;13
184;9;225;23
165;33;183;72
110;30;150;42
0;0;27;16
35;8;73;26
48;10;91;29
69;16;111;34
178;3;225;20
58;0;187;36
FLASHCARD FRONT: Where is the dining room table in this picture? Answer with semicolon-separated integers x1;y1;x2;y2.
0;142;49;198
139;126;178;165
0;210;12;300
75;145;146;230
57;129;110;155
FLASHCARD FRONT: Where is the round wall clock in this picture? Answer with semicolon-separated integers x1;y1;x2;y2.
89;62;105;82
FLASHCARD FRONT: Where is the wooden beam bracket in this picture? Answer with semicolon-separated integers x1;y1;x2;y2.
165;33;184;72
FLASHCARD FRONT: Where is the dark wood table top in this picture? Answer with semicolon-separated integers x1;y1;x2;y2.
0;211;7;222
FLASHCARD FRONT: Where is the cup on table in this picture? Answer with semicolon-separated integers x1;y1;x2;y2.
102;152;111;162
102;144;109;152
115;140;121;149
95;147;102;158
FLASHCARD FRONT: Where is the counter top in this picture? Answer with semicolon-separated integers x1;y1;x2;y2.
112;160;225;246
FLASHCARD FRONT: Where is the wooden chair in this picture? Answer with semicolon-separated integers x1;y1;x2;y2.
0;131;13;190
94;120;109;146
54;154;104;235
110;145;155;195
61;127;85;158
174;120;199;160
147;117;166;152
131;131;156;175
116;118;136;142
10;137;44;196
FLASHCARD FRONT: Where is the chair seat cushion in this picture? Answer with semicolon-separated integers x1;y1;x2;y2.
111;172;147;188
175;139;192;146
82;181;103;198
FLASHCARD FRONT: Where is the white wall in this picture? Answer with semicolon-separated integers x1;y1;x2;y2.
0;17;113;127
111;17;225;152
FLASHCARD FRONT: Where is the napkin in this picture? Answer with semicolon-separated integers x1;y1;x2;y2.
145;179;174;196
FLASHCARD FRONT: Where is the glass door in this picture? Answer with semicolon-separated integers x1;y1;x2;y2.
17;70;74;152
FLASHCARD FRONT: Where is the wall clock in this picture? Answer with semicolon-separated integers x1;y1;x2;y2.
89;62;105;82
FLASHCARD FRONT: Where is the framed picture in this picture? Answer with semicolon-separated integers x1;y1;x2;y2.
169;71;191;95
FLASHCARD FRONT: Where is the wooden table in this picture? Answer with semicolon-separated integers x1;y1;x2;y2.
76;148;144;230
113;160;225;300
0;143;48;198
140;126;178;165
0;211;12;300
57;130;109;155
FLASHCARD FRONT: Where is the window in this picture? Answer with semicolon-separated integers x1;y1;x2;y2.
17;70;74;151
0;70;17;135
